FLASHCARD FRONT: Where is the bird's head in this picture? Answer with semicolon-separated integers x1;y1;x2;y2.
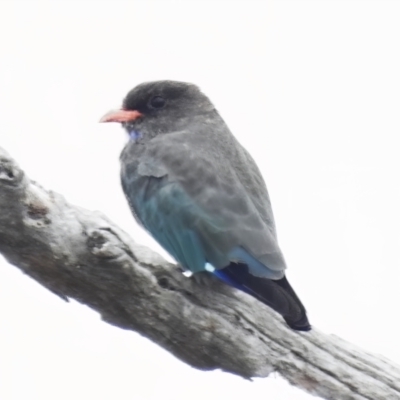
100;80;215;140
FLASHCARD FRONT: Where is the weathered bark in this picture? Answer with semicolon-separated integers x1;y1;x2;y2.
0;146;399;400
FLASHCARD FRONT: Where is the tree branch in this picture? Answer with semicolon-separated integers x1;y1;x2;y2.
0;146;399;400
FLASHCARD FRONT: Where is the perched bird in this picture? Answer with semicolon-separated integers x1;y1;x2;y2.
100;80;311;331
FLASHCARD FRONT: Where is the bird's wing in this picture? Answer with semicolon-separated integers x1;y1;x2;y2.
122;132;286;278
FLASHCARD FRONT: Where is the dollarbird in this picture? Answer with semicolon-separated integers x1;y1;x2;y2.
100;80;311;331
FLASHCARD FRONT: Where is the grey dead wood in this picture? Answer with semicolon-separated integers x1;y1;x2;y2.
0;146;399;400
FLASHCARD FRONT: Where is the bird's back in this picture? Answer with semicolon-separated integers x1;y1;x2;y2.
120;114;286;277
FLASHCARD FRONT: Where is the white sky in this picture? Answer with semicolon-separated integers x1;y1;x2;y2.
1;1;400;399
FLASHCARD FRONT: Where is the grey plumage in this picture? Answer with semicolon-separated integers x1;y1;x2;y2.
103;80;310;331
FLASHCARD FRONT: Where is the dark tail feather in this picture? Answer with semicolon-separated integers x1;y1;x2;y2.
214;263;311;331
274;275;311;331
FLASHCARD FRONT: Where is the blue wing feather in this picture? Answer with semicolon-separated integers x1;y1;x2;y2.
126;173;284;279
130;177;209;273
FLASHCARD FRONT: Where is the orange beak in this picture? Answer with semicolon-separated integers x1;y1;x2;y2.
99;109;143;123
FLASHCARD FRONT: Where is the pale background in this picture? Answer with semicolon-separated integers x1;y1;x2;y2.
1;1;399;399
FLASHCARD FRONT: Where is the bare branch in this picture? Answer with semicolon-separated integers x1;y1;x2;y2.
0;146;399;400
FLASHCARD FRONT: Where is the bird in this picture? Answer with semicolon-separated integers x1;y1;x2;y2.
100;80;311;331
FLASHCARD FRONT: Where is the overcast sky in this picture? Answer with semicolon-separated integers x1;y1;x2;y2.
1;1;400;399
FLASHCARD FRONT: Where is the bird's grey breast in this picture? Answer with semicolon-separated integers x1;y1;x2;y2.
120;141;154;227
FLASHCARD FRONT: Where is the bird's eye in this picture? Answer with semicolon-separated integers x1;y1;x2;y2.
149;96;166;109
